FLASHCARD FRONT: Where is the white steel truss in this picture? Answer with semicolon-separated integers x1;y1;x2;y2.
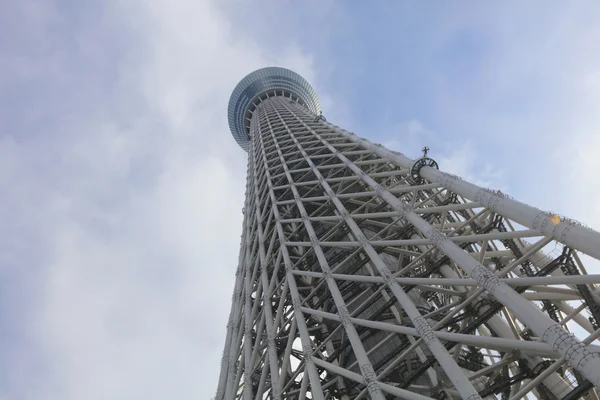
216;94;600;400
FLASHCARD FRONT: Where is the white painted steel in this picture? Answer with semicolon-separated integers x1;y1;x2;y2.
217;77;600;400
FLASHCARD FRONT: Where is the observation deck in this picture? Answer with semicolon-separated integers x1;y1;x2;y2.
227;67;321;151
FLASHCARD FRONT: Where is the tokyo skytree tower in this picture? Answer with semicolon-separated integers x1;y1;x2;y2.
215;67;600;400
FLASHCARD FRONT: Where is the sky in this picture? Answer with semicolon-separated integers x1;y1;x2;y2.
1;1;600;399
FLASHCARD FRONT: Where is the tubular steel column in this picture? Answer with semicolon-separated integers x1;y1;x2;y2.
216;67;600;400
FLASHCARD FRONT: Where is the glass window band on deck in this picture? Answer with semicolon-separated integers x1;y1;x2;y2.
227;67;321;151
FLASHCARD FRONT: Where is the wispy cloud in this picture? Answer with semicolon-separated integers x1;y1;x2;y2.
0;0;324;398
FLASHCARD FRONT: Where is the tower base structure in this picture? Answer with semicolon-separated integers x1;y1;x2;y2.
217;67;600;400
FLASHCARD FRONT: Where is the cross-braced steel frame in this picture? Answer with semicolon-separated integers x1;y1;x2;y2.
216;80;600;400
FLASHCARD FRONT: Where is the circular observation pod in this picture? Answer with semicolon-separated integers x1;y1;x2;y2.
227;67;321;151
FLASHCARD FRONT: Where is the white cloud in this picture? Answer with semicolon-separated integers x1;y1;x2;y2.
421;5;600;230
562;126;600;226
383;119;435;158
41;154;245;399
437;141;506;191
0;0;325;399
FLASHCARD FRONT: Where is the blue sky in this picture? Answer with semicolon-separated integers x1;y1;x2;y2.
2;1;600;399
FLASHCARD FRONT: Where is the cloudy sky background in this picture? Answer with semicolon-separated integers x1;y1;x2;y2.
2;1;600;399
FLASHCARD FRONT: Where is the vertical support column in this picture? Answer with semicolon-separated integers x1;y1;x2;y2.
250;145;282;399
216;207;249;400
253;114;325;400
262;103;386;400
223;152;257;400
242;193;256;400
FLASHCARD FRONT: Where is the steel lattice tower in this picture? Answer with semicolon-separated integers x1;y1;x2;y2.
215;67;600;400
